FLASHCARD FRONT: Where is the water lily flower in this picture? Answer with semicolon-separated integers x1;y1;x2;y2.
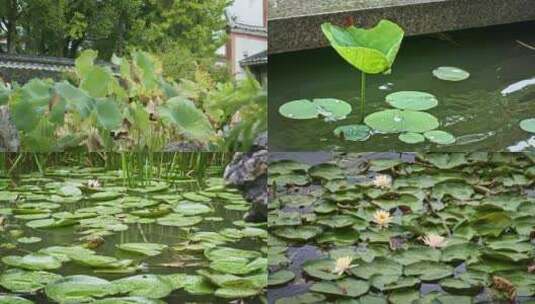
421;233;447;248
373;210;392;229
332;256;357;275
87;179;101;189
373;174;392;188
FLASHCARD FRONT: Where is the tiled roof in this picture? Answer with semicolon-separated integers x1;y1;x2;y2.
0;54;75;72
225;11;267;37
240;50;268;67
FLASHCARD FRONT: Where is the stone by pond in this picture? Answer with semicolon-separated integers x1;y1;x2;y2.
268;152;535;303
0;166;267;303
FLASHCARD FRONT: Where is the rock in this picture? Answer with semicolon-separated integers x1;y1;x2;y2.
0;106;19;152
224;132;267;222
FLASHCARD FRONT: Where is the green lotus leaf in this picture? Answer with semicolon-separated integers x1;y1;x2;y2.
45;275;116;303
268;270;295;286
91;297;166;304
0;295;34;304
351;258;402;279
26;218;78;229
310;278;369;297
17;236;42;244
433;66;470;81
80;66;114;98
158;97;216;143
279;98;352;120
440;278;483;296
58;184;82;197
156;214;203;227
274;293;326;304
303;259;341;280
279;99;319;119
317;215;356;228
182;192;211;202
519;118;535;133
424;130;456;145
205;247;262;261
471;211;511;237
382;277;420;291
0;269;62;293
112;275;174;299
70;254;133;269
214;287;261;299
116;243;168;256
209;257;266;275
404;261;454;281
309;163;344;180
39;246;96;262
272;225;323;241
196;270;265;290
2;253;62;270
333;124;371;141
173;202;213;216
364;109;439;133
398;132;425;144
269;160;310;175
96;99;122;130
321;20;404;74
386;91;438;110
54;81;94;118
75;49;98;75
388;289;419;304
313;98;352;120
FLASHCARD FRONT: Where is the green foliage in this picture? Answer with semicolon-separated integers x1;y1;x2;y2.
4;50;265;151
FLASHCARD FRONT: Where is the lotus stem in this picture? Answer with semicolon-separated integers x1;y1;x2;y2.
360;71;366;122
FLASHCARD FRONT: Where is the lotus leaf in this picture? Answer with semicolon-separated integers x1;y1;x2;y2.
156;214;203;227
404;261;453;281
386;91;438;110
351;258;402;279
274;293;326;304
440;278;483;296
268;270;295;286
45;275;116;303
91;297;166;304
279;98;352;120
364;109;439;133
388;289;419;304
214;287;261;299
303;259;342;280
117;243;168;256
173;202;213;215
95;99;122;130
70;254;133;269
58;184;82;197
424;130;456;145
26;218;78;229
112;275;174;299
272;225;323;241
0;269;62;293
2;253;62;270
0;296;33;304
17;236;42;244
204;247;262;261
310;278;369;297
321;20;404;74
519;118;535;133
398;132;425;144
333;124;371;141
158;97;216;142
309;163;344;180
433;66;470;81
209;257;266;275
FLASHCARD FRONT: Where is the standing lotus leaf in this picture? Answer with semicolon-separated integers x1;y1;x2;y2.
333;124;371;141
424;130;456;145
321;20;405;74
519;118;535;133
364;109;439;133
386;91;438;111
433;67;470;81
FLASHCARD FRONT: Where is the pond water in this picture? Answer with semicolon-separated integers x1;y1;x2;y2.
0;166;266;303
268;21;535;152
268;152;535;304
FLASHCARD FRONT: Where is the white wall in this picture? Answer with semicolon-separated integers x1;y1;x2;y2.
233;35;266;78
227;0;264;27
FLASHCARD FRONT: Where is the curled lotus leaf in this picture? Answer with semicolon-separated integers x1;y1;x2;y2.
321;20;404;74
433;66;470;81
519;118;535;133
364;109;439;134
424;130;456;145
333;124;371;141
386;91;438;110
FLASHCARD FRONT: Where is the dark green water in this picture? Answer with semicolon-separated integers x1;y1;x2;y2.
268;21;535;152
0;167;265;303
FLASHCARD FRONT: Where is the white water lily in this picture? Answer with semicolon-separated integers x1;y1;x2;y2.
373;210;392;229
422;233;447;248
373;174;392;189
87;179;101;189
332;256;357;275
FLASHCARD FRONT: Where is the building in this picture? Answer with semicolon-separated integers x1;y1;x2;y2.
217;0;268;83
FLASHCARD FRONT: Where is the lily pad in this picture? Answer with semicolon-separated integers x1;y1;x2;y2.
433;66;470;81
364;109;439;133
0;269;62;293
278;99;318;120
333;124;371;141
156;214;203;227
2;253;62;270
386;91;438;110
519;118;535;133
0;296;34;304
279;98;352;120
310;278;369;297
303;259;341;280
45;275;116;303
424;130;456;145
117;243;168;256
398;132;425;144
269;270;295;286
112;275;174;299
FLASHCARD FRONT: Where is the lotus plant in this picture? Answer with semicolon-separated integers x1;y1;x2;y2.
321;20;404;121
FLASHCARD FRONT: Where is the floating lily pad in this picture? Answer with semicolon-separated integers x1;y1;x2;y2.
91;297;166;304
424;130;456;145
156;214;203;227
333;124;371;141
272;225;323;241
313;98;352;120
205;247;262;261
364;109;439;133
117;243;168;256
433;66;470;81
17;236;42;244
279;98;352;120
0;269;62;293
0;295;34;304
310;278;369;297
173;202;213;216
214;287;261;299
209;257;266;275
398;132;425;144
112;275;174;299
2;253;62;270
269;270;295;286
519;118;535;133
386;91;438;110
278;99;318;120
274;293;326;304
303;259;341;280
